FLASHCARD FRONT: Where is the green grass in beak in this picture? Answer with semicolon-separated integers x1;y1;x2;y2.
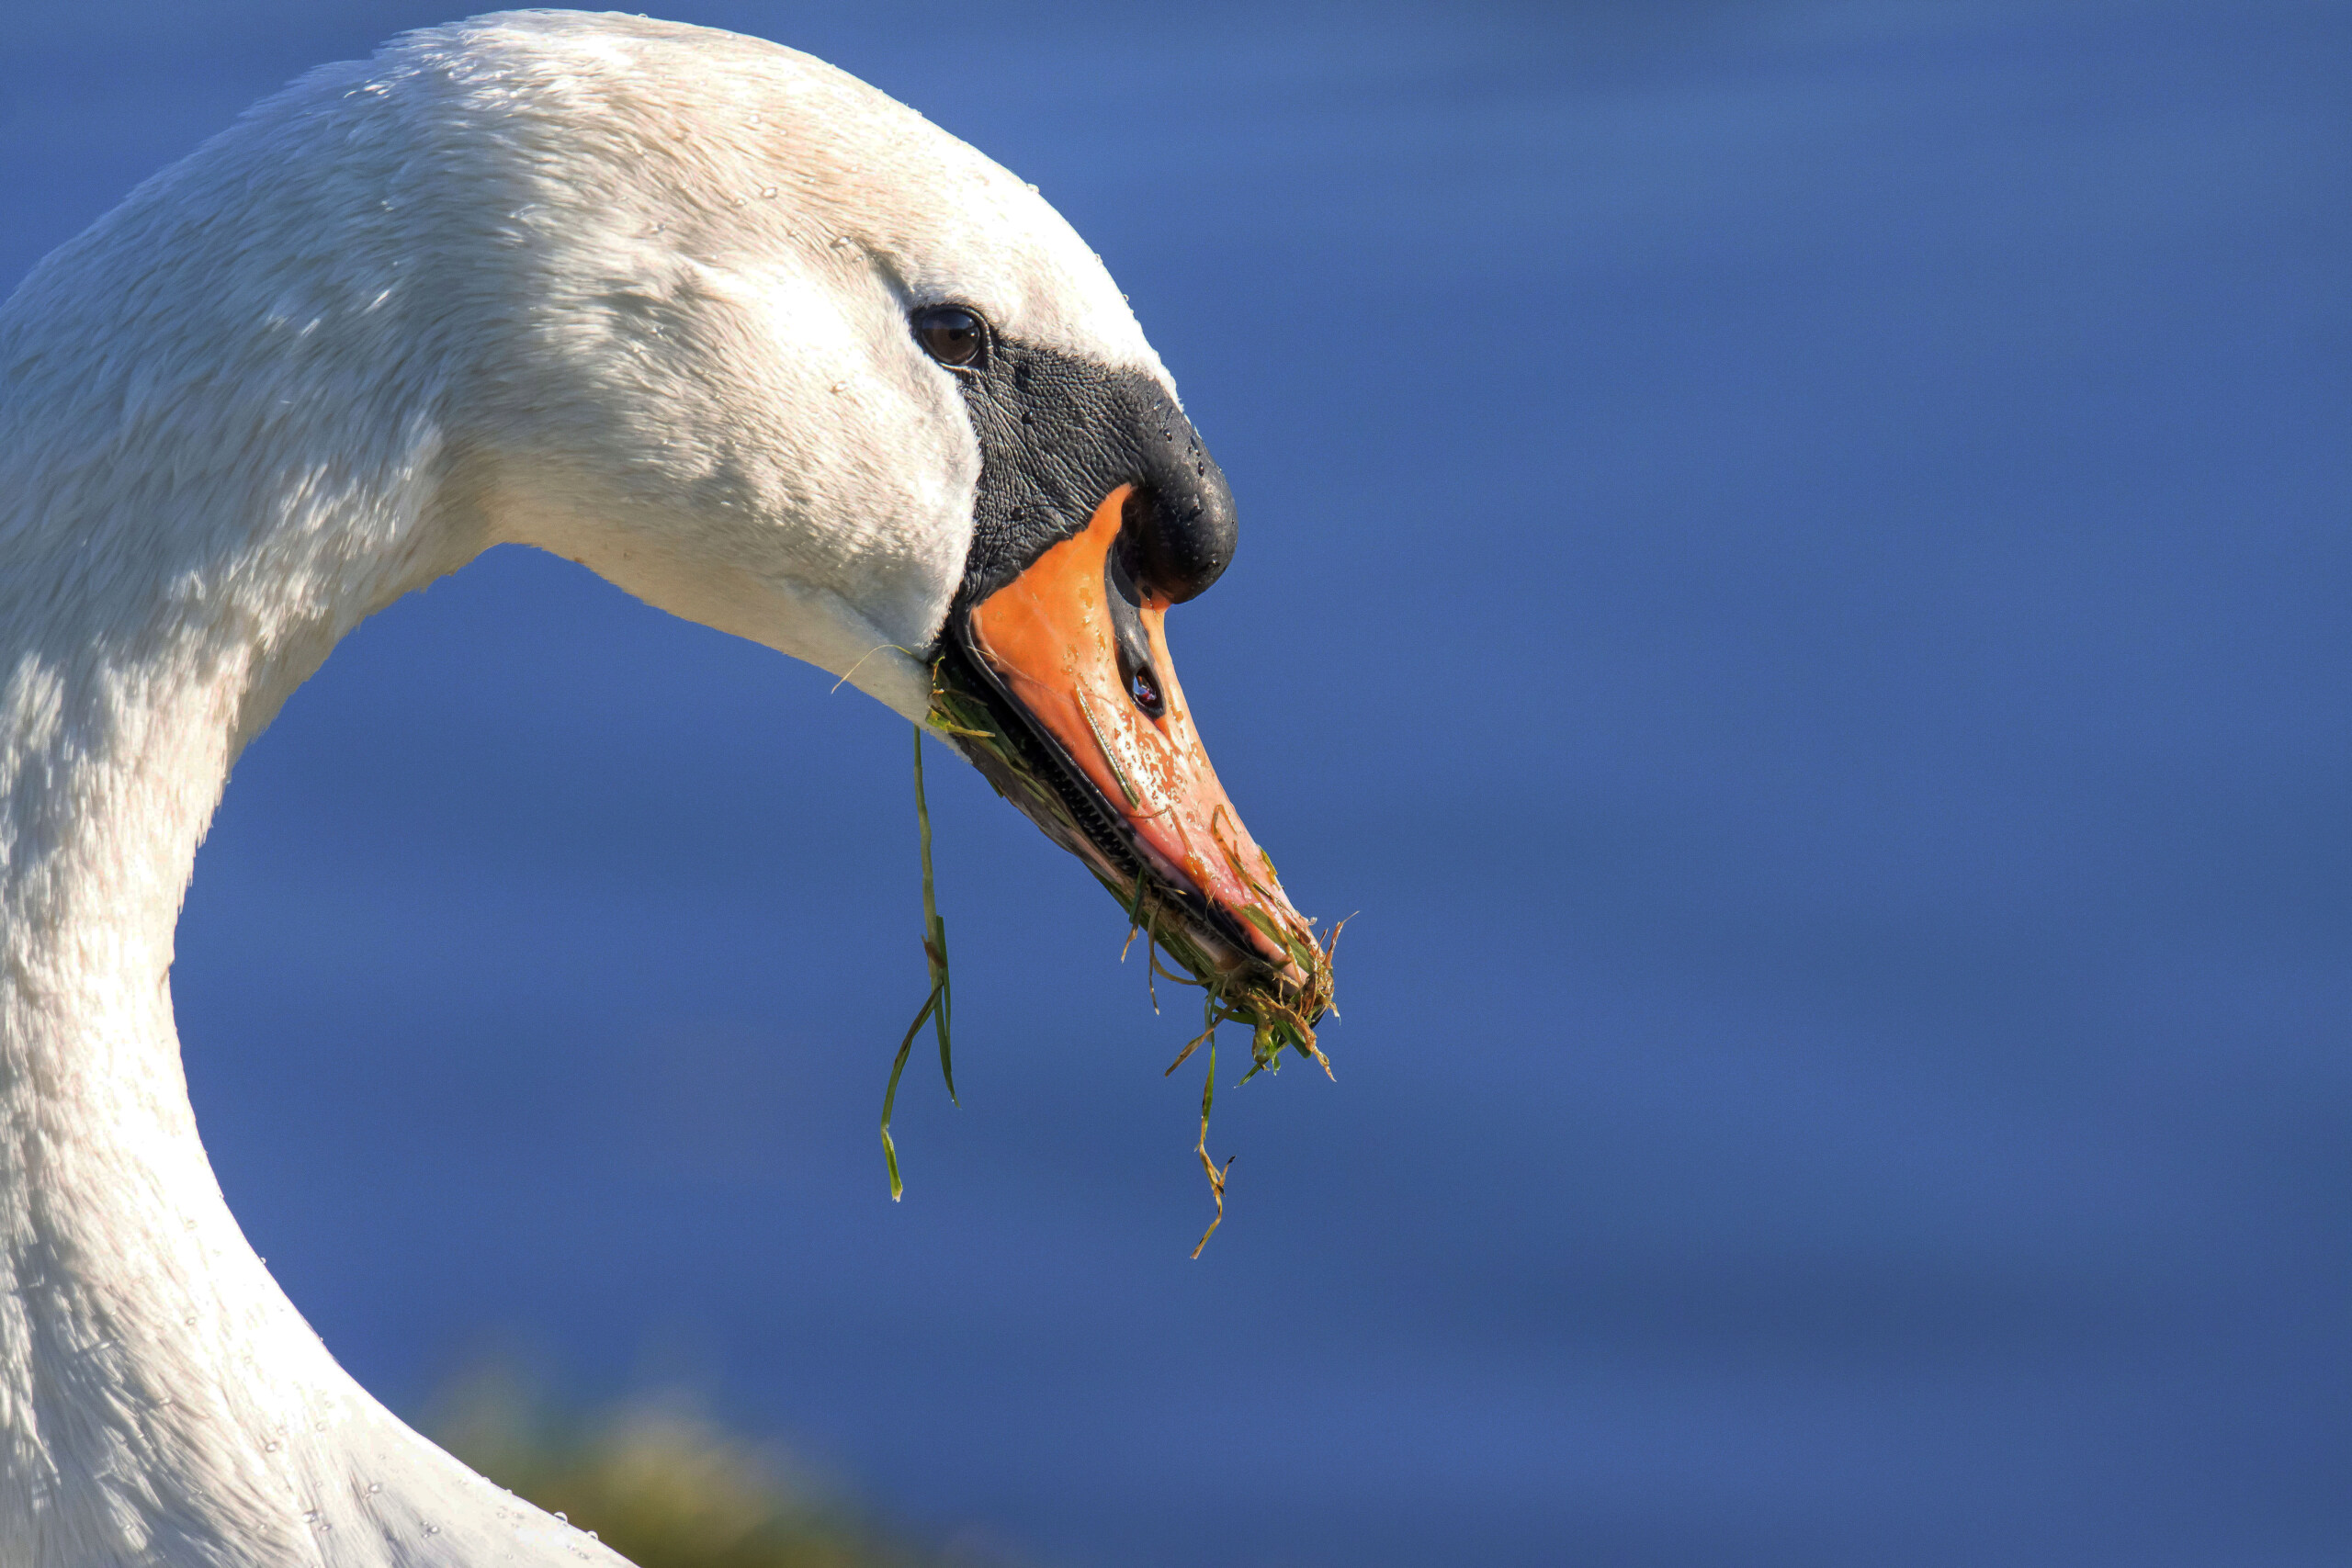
897;655;1344;1248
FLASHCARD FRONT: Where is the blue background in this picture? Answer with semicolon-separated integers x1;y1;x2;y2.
4;3;2345;1563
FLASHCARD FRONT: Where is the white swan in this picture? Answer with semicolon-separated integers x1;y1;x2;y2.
0;13;1329;1564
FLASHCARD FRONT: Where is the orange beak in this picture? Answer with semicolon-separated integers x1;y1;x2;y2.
957;485;1318;985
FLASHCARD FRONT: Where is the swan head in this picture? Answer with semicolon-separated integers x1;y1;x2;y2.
393;15;1327;1015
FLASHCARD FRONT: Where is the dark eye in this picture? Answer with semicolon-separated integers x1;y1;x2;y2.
912;304;986;368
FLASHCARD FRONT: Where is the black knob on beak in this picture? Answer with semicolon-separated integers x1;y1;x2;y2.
940;330;1243;615
1125;418;1237;604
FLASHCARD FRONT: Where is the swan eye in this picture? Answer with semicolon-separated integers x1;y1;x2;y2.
912;304;986;368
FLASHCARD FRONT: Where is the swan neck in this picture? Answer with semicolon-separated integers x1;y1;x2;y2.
0;336;507;1559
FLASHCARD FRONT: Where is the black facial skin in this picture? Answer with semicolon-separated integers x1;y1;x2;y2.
910;307;1238;613
912;305;1263;968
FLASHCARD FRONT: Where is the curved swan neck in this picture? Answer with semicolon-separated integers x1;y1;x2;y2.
0;254;470;1096
0;321;458;1161
0;346;522;1565
0;76;607;1568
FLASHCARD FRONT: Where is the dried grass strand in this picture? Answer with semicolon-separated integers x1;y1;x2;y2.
1189;1040;1234;1259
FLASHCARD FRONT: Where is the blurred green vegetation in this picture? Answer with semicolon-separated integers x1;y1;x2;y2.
428;1367;1000;1568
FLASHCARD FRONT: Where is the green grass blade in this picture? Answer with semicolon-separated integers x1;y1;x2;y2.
913;726;957;1104
929;917;956;1103
879;986;938;1202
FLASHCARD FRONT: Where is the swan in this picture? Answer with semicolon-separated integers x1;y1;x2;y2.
0;12;1329;1564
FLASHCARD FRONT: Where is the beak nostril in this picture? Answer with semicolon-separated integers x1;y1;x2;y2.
1104;507;1169;720
1126;661;1165;719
